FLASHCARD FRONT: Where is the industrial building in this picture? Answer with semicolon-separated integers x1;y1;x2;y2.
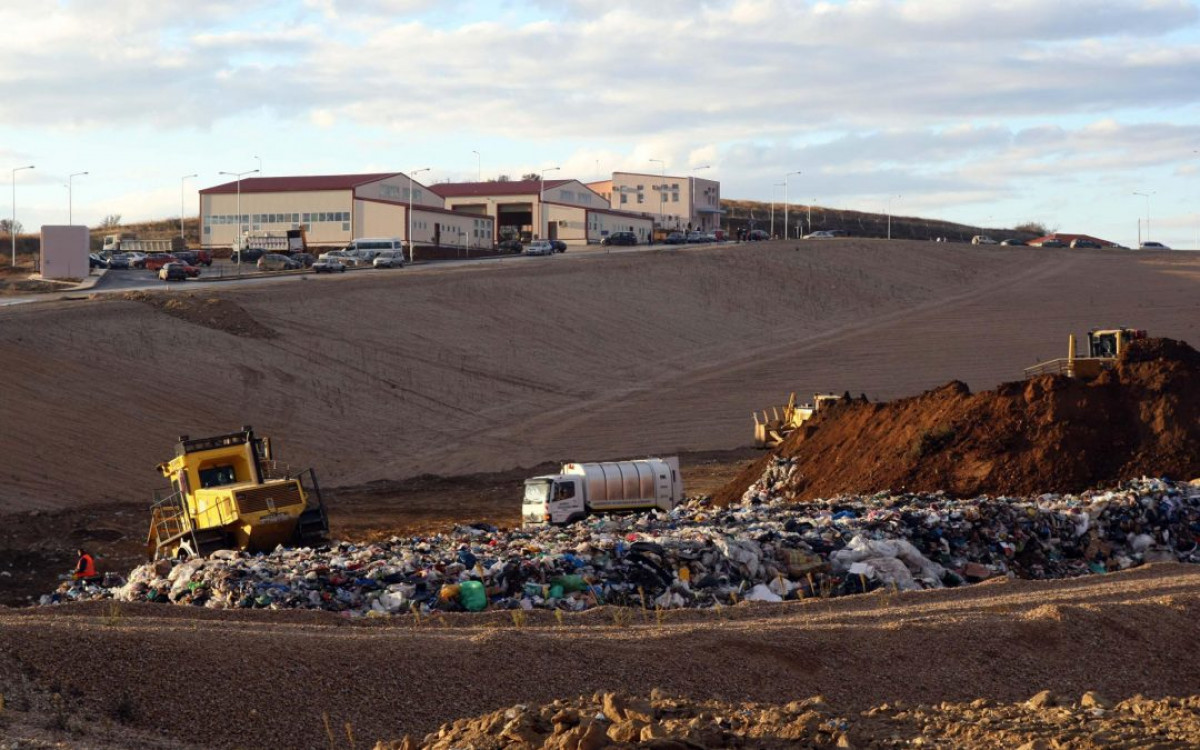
587;171;722;232
198;173;494;251
429;179;654;244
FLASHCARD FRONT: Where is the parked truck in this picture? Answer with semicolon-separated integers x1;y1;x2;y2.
103;233;184;255
522;457;684;526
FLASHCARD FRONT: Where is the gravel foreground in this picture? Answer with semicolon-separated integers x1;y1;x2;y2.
2;563;1198;748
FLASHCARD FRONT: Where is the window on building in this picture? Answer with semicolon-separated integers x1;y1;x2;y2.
672;193;679;202
637;194;644;203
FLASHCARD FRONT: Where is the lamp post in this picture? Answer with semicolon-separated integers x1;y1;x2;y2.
180;173;197;240
689;165;710;231
887;195;901;240
407;167;431;261
649;158;665;232
10;164;34;267
1133;191;1153;245
538;166;561;240
784;170;801;241
254;155;262;176
770;182;785;238
218;168;259;267
68;171;88;225
472;150;481;181
808;198;814;234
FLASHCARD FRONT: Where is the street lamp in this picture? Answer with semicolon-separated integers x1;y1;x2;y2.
10;164;34;267
408;167;431;261
218;168;259;267
472;150;481;181
1133;191;1153;245
254;155;262;176
808;198;815;234
649;158;665;231
784;170;801;241
887;195;901;240
770;182;785;238
68;171;88;225
539;166;561;240
689;165;710;231
180;174;197;241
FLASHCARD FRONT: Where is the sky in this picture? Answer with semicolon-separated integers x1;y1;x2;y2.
2;0;1199;248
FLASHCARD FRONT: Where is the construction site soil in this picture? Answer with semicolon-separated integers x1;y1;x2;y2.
2;240;1199;748
715;337;1200;505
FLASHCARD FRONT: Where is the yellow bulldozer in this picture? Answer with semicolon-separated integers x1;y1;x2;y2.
1023;327;1147;380
752;392;842;449
146;426;328;560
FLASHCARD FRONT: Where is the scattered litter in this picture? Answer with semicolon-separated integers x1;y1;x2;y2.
40;473;1200;615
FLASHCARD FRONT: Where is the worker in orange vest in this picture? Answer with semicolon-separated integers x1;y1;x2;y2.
73;548;97;581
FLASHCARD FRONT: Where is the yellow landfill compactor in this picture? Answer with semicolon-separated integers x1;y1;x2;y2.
146;427;328;560
1022;328;1147;381
752;392;842;449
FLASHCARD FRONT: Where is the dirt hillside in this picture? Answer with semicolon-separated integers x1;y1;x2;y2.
0;242;1197;515
717;337;1200;504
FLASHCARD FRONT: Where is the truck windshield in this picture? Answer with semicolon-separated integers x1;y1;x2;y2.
523;480;551;504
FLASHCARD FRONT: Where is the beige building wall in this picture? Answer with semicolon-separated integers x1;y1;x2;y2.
354;176;441;208
586;211;653;243
411;208;493;248
202;189;352;247
609;172;721;232
356;200;406;239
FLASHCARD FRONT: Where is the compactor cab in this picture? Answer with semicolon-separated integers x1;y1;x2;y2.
1023;328;1147;380
146;427;328;560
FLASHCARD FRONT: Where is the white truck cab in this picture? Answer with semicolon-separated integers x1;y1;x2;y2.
522;457;683;525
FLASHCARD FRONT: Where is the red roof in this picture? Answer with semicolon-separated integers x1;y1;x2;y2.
429;180;570;198
200;173;403;194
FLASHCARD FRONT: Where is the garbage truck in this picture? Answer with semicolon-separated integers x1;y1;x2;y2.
522;457;684;526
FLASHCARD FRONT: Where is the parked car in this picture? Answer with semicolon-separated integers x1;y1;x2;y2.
525;240;555;256
1139;241;1170;250
1069;238;1101;249
373;251;406;268
600;232;637;246
143;254;179;272
703;232;718;242
665;232;687;244
497;239;523;253
312;258;347;273
550;240;567;253
88;253;109;269
1039;239;1067;248
124;251;148;268
971;235;998;245
158;262;190;282
291;252;317;267
1000;238;1025;246
748;230;769;241
257;253;302;271
105;254;132;270
230;248;266;264
686;231;705;243
804;231;836;239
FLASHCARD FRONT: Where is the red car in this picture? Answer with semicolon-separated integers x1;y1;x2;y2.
143;254;179;272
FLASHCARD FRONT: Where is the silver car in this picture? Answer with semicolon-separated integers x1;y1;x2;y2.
373;251;406;268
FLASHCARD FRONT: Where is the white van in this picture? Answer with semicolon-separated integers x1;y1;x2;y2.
346;237;404;262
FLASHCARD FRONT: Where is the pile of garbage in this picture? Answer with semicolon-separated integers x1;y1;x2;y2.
42;470;1200;615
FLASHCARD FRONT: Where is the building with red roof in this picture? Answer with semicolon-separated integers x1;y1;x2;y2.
198;172;493;252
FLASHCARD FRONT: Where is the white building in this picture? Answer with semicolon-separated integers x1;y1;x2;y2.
198;173;494;250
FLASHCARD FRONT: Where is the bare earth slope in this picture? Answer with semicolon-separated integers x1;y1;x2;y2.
0;564;1196;749
716;337;1200;504
0;242;1197;513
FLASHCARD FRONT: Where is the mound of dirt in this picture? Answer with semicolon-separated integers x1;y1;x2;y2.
716;337;1200;504
376;690;1200;750
116;291;277;339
